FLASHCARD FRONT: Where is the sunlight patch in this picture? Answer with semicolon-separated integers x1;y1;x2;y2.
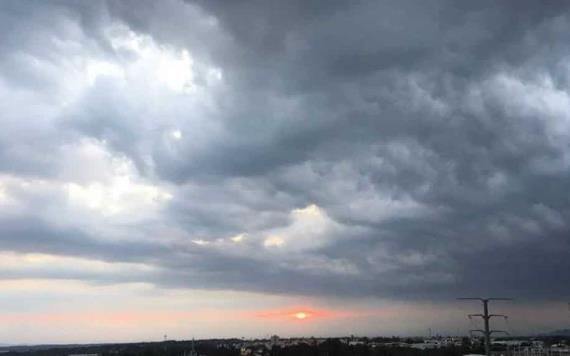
105;25;223;94
230;233;246;243
66;177;171;216
292;204;323;217
259;204;340;252
156;49;194;92
170;129;183;140
264;235;285;248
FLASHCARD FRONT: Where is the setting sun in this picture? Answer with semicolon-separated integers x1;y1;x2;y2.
256;307;341;321
294;312;308;320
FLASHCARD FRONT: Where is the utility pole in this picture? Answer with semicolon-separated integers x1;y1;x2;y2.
458;298;512;356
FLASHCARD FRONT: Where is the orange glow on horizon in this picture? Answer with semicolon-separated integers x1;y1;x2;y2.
255;307;349;321
0;306;360;327
0;309;252;324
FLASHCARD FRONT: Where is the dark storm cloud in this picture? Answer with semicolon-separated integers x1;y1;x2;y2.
1;0;570;301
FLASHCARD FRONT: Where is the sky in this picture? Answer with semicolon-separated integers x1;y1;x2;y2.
1;0;570;344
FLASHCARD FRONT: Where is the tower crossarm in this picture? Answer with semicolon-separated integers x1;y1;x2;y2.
459;298;485;302
489;314;508;319
458;298;513;302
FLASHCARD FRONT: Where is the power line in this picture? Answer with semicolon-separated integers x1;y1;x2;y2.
458;297;513;356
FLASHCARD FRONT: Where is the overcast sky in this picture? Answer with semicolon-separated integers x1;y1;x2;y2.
1;0;570;344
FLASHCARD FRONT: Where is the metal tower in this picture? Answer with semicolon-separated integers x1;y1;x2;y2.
190;338;198;356
458;297;512;356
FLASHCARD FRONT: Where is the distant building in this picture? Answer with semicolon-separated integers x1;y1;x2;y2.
411;343;439;350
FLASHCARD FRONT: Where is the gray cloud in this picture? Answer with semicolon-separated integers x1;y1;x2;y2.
0;0;570;303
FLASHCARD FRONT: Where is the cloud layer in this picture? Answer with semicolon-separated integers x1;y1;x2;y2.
1;0;570;312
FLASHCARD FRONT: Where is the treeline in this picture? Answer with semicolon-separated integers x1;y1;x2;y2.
0;339;482;356
270;340;478;356
0;340;239;356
